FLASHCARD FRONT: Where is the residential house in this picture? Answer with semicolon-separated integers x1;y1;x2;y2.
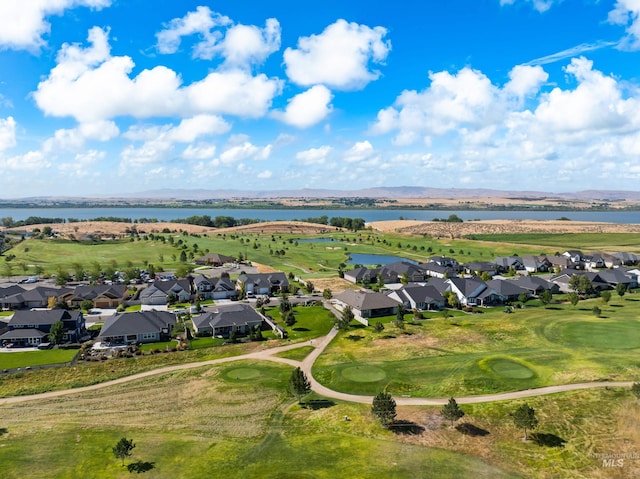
583;253;607;270
484;279;530;304
463;262;498;278
0;309;85;346
343;267;381;285
139;279;192;305
427;256;458;268
63;284;130;309
509;275;560;296
594;269;637;290
333;290;399;321
563;250;585;264
550;269;610;293
386;284;445;311
0;286;71;310
380;261;427;283
446;277;489;306
420;262;457;279
612;252;639;266
193;274;237;300
545;254;577;271
194;253;236;266
493;256;525;273
236;272;289;296
191;303;263;337
521;255;551;273
98;310;176;344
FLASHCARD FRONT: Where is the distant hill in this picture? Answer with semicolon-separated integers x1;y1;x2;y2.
3;187;640;202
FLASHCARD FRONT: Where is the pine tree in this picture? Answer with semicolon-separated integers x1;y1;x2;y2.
288;367;311;403
371;391;396;426
441;397;465;428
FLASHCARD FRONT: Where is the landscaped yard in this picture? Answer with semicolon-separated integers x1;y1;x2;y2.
0;349;79;369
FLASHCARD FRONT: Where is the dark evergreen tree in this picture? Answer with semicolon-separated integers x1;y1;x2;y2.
288;367;311;403
441;397;465;428
371;391;396;426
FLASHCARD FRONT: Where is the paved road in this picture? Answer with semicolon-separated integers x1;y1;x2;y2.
0;325;633;406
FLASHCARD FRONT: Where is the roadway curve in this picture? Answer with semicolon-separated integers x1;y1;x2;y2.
0;326;633;406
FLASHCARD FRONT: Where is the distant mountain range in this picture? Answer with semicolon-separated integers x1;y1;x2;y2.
4;187;640;202
109;187;640;201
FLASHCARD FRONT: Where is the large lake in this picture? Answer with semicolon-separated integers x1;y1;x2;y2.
1;207;640;224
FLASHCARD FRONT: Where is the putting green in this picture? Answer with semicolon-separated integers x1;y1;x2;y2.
546;319;640;350
341;365;387;383
226;368;261;380
480;357;536;379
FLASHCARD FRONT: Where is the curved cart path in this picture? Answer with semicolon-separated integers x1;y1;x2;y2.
0;326;633;406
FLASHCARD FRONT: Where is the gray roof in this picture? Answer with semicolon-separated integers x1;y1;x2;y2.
237;272;289;288
334;290;400;310
485;279;528;297
193;303;263;330
393;284;444;304
67;284;128;301
0;329;48;340
9;309;81;327
99;310;176;338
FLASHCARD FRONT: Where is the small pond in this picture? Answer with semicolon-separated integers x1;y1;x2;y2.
347;254;418;266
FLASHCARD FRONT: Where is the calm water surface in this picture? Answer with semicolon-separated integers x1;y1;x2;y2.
2;207;640;223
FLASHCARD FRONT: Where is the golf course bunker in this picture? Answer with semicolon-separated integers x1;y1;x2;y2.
226;368;261;380
548;319;640;350
341;365;387;382
480;357;536;379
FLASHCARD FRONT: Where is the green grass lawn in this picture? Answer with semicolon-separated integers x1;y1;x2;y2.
264;304;334;342
0;349;78;369
314;296;640;397
0;360;525;479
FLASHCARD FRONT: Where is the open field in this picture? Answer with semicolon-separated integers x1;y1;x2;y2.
0;361;524;479
314;295;640;398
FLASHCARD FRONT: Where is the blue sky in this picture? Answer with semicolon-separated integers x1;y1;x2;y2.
1;0;640;198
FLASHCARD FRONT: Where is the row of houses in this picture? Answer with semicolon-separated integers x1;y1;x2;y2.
344;250;640;285
0;272;291;311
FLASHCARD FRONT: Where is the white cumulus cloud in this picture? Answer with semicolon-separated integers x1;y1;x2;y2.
0;0;111;51
284;19;390;90
296;145;333;165
34;27;282;123
499;0;560;13
156;6;280;68
609;0;640;50
0;117;17;152
274;85;333;128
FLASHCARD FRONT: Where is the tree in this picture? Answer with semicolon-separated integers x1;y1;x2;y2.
112;437;136;466
305;281;314;294
512;403;538;440
441;397;465;428
616;283;628;298
600;290;611;304
567;292;580;307
569;274;593;296
373;321;385;333
322;288;332;300
288;367;311;403
632;382;640;400
336;306;354;330
539;289;552;307
48;321;65;345
518;292;529;305
284;310;297;326
371;391;396;426
592;305;602;317
81;300;94;312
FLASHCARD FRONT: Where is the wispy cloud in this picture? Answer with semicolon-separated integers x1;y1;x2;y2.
523;40;618;66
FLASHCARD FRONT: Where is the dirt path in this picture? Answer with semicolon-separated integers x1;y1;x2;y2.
0;323;633;407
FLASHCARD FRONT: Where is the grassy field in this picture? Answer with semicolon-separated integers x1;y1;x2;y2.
4;228;575;279
1;359;636;478
0;349;78;369
313;295;640;397
0;360;522;479
264;304;334;341
467;233;640;253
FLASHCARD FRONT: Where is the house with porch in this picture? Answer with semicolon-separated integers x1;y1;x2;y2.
191;303;264;337
193;274;237;300
98;310;176;344
62;284;130;309
0;286;71;310
333;290;399;322
386;284;445;311
139;279;192;305
236;272;289;296
0;309;85;346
